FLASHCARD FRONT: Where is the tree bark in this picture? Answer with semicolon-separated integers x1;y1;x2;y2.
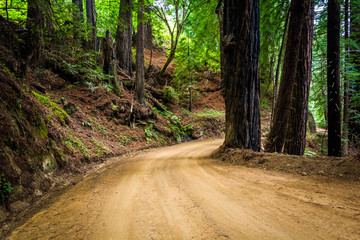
284;0;314;155
136;0;145;106
271;7;290;126
342;0;349;156
327;0;341;156
26;0;44;68
116;0;133;78
265;0;305;153
103;30;113;75
144;7;152;50
223;0;260;151
215;0;224;91
85;0;96;51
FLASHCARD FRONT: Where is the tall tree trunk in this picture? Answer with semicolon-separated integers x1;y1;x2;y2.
216;0;224;91
265;0;305;153
116;0;133;78
72;0;84;45
284;0;314;155
271;7;290;126
136;0;145;105
223;0;260;151
26;0;44;68
144;7;152;50
103;30;113;75
85;0;96;51
342;0;349;156
327;0;341;156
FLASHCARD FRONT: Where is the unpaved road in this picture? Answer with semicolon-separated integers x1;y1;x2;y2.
8;139;360;240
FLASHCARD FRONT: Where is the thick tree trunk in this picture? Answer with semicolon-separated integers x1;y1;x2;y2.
327;0;341;156
26;0;44;68
342;0;349;156
116;0;133;78
284;0;314;155
135;0;145;105
223;0;260;151
265;0;305;153
85;0;96;51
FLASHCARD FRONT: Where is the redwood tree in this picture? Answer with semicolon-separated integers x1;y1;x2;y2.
135;0;145;105
85;0;97;51
265;0;314;155
116;0;133;78
327;0;341;156
26;0;44;68
222;0;260;151
284;0;314;155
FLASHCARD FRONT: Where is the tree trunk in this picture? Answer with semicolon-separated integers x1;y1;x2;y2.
223;0;260;151
284;0;314;155
26;0;44;68
116;0;133;78
342;0;349;156
144;7;152;50
265;0;305;153
271;7;290;126
159;47;176;75
135;0;145;106
103;30;113;75
327;0;341;156
216;0;224;92
85;0;96;51
72;0;84;45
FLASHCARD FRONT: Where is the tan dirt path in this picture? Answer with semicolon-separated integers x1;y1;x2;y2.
8;139;360;240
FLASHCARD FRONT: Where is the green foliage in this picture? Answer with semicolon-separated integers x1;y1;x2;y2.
81;121;93;129
0;174;12;203
192;109;224;120
65;134;87;154
163;86;179;104
90;139;110;157
154;107;192;142
32;91;69;125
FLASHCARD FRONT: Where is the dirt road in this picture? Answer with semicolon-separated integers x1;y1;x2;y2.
8;139;360;240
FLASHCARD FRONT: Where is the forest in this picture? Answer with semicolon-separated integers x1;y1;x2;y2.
0;0;360;239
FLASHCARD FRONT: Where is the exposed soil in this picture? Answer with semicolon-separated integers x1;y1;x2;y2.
212;146;360;181
6;139;360;240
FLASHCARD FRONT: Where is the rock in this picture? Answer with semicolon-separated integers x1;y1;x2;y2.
10;201;30;212
0;206;9;222
301;172;307;176
34;189;43;196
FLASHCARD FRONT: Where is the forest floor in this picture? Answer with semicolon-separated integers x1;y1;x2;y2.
6;139;360;240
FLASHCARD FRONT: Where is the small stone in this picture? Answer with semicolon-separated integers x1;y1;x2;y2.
301;172;307;176
319;171;325;175
339;173;344;177
34;189;43;196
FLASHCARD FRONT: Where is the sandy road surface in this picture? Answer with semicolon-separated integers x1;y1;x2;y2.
8;139;360;240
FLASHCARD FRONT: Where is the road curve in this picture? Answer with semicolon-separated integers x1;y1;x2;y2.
8;139;360;240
